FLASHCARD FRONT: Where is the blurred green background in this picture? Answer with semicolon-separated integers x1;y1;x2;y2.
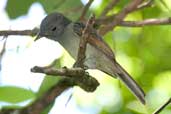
1;0;171;114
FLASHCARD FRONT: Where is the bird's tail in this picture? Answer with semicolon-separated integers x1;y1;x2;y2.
114;62;145;104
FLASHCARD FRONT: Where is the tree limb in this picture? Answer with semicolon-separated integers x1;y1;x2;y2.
0;66;99;114
96;17;171;27
136;0;154;10
0;38;7;71
153;98;171;114
120;18;171;27
0;28;39;37
79;0;94;21
31;66;99;92
31;66;86;77
75;14;96;68
0;78;72;114
100;0;120;17
99;0;143;35
0;18;171;38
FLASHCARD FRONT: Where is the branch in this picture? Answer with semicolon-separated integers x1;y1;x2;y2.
0;28;39;36
0;18;171;39
136;0;154;10
99;0;153;19
1;66;99;114
19;78;72;114
96;17;171;27
4;79;73;114
75;14;96;68
31;66;85;77
0;38;7;71
31;66;99;92
0;78;71;114
99;0;143;35
121;18;171;27
153;98;171;114
100;0;120;17
79;0;94;21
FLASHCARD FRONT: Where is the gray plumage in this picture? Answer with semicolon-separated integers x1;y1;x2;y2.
36;12;145;104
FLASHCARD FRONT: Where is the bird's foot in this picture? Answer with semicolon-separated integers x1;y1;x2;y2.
73;22;85;36
73;62;88;70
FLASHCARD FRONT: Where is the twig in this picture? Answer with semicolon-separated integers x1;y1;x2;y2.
0;38;7;58
0;66;99;114
153;98;171;114
31;66;86;77
96;17;171;27
0;78;71;114
75;14;96;68
95;14;116;25
160;0;171;12
27;65;99;114
79;0;94;21
20;78;72;114
0;38;7;71
99;0;143;35
137;0;154;10
100;0;120;17
31;66;99;92
120;18;171;27
0;17;171;39
0;28;39;36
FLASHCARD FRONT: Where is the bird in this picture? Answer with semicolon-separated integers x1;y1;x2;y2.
35;12;145;104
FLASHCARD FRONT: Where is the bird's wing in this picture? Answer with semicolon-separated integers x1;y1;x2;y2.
73;22;115;60
87;34;115;60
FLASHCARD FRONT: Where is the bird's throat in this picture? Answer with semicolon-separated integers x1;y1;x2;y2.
58;23;80;59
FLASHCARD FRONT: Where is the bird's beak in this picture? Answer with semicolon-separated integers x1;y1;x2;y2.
34;33;42;41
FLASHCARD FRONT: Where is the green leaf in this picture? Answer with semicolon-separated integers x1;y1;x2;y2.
38;0;84;20
5;0;35;19
0;86;35;103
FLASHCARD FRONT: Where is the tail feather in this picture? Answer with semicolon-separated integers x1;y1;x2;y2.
115;62;145;104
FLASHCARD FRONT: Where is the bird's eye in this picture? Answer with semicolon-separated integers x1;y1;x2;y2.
51;27;57;31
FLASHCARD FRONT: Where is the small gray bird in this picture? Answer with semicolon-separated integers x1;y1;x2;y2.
35;12;145;104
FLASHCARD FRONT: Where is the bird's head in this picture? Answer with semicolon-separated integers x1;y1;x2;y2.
35;12;71;41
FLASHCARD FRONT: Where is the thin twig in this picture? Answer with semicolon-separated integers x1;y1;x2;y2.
120;18;171;27
0;78;71;114
0;28;39;36
0;37;7;71
31;66;86;77
79;0;94;21
0;65;99;114
99;0;143;35
0;17;171;39
100;0;120;17
75;14;96;68
137;0;154;10
20;78;72;114
0;38;7;58
96;0;153;26
153;98;171;114
96;17;171;27
31;66;99;92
